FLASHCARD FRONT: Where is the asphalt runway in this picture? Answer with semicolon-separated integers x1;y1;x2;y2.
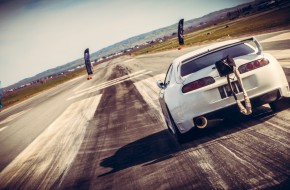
0;30;289;189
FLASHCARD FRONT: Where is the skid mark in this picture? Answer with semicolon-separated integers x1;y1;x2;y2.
0;94;102;189
189;149;229;189
217;139;282;189
67;70;152;101
76;70;146;94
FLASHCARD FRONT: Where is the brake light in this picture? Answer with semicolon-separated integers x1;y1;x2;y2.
238;58;269;74
182;77;215;93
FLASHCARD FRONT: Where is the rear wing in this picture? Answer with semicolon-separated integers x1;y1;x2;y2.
227;37;263;55
181;37;263;64
176;37;263;84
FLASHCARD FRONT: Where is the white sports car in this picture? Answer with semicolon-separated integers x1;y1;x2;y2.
157;37;290;143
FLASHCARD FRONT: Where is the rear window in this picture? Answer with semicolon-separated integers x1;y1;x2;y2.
180;44;255;77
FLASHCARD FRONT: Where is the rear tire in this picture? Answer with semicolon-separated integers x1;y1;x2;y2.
269;101;278;112
269;98;290;112
166;107;192;144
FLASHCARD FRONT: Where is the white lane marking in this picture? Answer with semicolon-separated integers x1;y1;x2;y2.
0;94;102;188
73;81;86;92
134;74;165;111
0;126;8;132
133;74;166;127
0;109;31;125
124;59;135;63
76;69;146;94
68;75;83;82
264;120;290;134
67;70;152;101
265;50;290;60
260;32;290;43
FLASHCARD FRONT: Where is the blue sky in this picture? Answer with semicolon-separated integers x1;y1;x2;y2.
0;0;253;87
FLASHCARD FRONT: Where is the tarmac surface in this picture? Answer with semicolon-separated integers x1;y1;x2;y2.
0;30;289;190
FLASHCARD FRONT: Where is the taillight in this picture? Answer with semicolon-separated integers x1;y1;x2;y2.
182;77;215;93
238;58;269;74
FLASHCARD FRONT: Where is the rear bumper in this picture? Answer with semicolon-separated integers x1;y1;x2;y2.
203;89;281;119
176;89;283;134
175;62;289;133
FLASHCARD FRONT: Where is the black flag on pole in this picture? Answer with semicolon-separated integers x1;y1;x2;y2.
178;19;184;50
84;48;93;77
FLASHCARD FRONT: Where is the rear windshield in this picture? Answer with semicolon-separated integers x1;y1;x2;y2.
180;44;255;77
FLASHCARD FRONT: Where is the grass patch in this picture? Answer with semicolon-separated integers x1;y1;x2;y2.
2;69;86;109
133;6;290;55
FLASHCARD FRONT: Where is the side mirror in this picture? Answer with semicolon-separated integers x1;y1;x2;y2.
156;80;165;89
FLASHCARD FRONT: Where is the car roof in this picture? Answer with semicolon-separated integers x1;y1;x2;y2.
172;39;242;66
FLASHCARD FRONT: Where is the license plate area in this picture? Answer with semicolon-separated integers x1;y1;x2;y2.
218;81;242;99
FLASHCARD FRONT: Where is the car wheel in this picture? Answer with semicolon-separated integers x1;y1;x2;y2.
165;119;174;134
269;98;289;112
166;106;192;144
269;101;279;112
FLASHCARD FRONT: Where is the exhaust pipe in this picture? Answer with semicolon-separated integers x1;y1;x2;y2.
195;116;208;129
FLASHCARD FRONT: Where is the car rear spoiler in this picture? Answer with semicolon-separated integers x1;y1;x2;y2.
176;37;263;84
181;37;263;64
228;37;263;55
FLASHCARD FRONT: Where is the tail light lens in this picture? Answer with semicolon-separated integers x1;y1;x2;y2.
238;58;269;74
182;77;215;93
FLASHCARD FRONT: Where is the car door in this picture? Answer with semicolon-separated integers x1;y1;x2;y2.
159;64;173;126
